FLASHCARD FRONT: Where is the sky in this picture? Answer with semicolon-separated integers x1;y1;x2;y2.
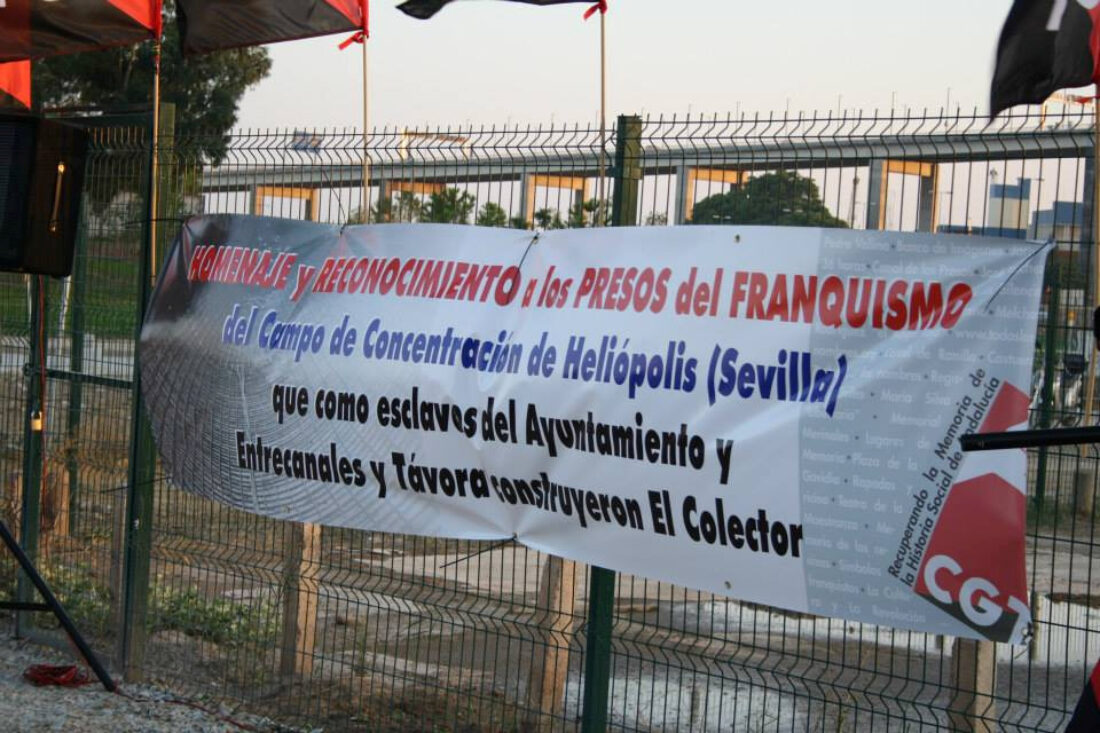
234;0;1020;132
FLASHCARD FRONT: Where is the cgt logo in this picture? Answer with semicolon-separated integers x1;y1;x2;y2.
913;471;1031;644
912;380;1031;643
922;554;1031;643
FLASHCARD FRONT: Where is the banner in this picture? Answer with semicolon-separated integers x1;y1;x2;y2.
141;216;1048;643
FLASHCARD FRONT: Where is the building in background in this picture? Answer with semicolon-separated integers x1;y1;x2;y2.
984;176;1030;239
1031;201;1086;245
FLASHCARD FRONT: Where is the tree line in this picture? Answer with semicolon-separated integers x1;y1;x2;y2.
365;170;847;229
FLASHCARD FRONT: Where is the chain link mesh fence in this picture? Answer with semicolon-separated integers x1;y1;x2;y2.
1;105;1098;731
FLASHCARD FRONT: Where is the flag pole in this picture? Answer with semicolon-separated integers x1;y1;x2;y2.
361;0;370;222
597;9;606;224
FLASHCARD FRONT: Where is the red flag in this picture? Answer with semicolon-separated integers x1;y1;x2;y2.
177;0;364;55
990;0;1100;117
0;1;162;62
0;60;30;108
397;0;603;20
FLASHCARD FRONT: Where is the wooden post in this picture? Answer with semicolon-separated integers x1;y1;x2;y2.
45;462;70;545
1075;466;1096;518
1029;591;1043;662
109;477;127;638
949;638;996;732
280;521;321;678
525;555;578;728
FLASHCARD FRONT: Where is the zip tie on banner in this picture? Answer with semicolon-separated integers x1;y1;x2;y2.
517;230;541;271
982;238;1053;311
439;535;518;569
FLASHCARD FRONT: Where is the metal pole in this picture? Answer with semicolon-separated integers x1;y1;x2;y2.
65;202;89;534
1035;279;1059;510
580;115;641;733
148;40;161;282
15;275;44;638
580;567;615;733
118;42;164;681
0;518;115;691
1082;98;1100;434
963;425;1100;452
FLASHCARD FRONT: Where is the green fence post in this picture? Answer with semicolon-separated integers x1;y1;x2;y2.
1035;275;1058;511
65;211;89;535
580;114;642;733
119;103;174;681
15;275;45;638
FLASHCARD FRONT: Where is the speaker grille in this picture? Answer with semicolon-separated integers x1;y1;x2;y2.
0;119;36;266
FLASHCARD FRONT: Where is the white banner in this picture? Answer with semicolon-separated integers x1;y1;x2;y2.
141;216;1048;643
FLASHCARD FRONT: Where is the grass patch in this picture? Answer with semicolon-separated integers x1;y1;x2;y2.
33;563;113;633
0;561;13;605
152;585;279;647
0;248;141;340
1027;499;1095;532
23;562;279;649
80;255;141;339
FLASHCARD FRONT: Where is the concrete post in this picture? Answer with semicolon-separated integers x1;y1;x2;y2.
917;164;939;232
865;160;887;230
674;164;691;224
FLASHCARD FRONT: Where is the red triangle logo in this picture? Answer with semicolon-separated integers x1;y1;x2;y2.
108;0;163;36
0;60;30;108
325;0;364;25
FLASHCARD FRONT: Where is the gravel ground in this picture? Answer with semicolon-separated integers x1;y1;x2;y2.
0;617;292;733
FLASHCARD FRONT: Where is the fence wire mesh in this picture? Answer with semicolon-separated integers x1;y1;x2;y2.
1;106;1099;731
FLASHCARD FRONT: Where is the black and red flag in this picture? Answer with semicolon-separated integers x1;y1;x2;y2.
0;61;30;108
176;0;365;55
397;0;604;20
1067;656;1100;732
990;0;1100;117
0;0;161;63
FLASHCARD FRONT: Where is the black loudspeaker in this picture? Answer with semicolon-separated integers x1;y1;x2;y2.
0;113;89;277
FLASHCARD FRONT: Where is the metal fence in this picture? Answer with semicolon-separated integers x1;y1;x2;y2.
2;105;1099;731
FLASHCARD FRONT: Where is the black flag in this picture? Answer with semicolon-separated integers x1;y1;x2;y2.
1067;657;1100;732
0;0;161;63
990;0;1100;117
177;0;363;55
398;0;601;20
